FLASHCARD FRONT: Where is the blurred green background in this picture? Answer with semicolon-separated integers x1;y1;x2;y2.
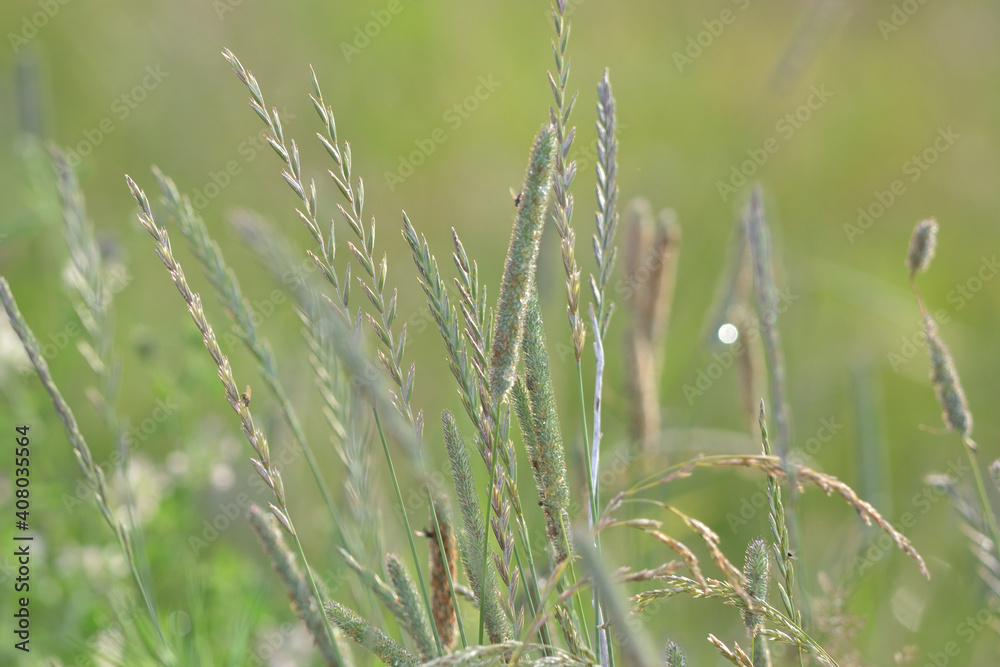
2;0;999;664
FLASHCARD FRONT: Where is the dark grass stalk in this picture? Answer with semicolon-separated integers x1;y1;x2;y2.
744;186;805;627
0;277;172;661
125;176;343;665
248;506;344;666
622;201;680;452
744;187;791;468
150;170;350;554
426;496;465;650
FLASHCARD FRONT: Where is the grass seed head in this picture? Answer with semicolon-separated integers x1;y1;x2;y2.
924;315;973;438
907;218;938;277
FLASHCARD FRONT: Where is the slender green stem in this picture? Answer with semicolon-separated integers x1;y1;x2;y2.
575;363;596;523
373;408;443;657
269;379;349;544
572;361;597;653
478;445;498;646
965;444;1000;567
511;512;550;650
286;520;346;666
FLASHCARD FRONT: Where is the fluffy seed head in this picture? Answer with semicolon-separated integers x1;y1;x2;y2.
907;218;938;276
664;640;688;667
924;315;973;437
742;538;770;634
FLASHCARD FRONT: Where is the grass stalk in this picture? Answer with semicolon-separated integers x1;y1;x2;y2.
248;506;345;666
744;185;805;630
0;277;172;662
906;218;1000;565
150;168;350;552
374;407;445;657
125;175;343;665
442;410;511;644
47;145;168;656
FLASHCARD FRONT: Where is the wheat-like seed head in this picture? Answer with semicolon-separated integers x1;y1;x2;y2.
248;506;343;667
